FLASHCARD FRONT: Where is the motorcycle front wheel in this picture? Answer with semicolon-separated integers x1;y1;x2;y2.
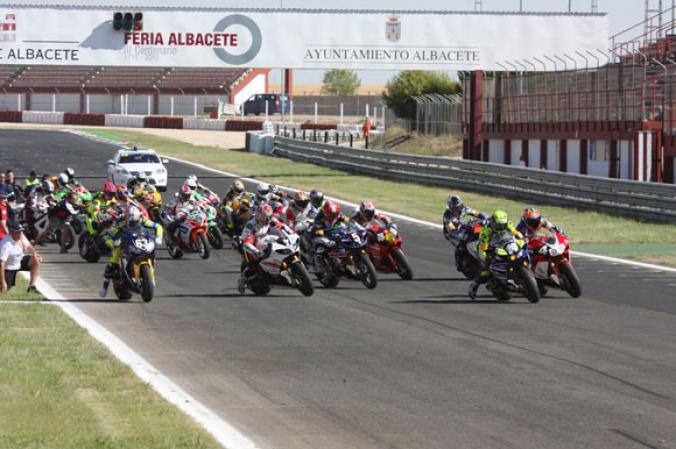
392;248;414;280
356;253;378;289
559;263;582;298
516;265;540;303
197;233;210;259
140;264;154;303
291;262;314;297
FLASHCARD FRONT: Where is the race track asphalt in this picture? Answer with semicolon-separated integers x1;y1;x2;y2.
4;129;676;449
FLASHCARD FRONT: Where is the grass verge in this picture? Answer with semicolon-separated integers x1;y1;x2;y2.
371;127;462;157
0;275;43;301
84;128;676;265
0;281;221;449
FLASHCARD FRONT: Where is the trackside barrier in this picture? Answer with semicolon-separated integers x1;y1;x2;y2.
225;120;263;132
104;114;144;128
63;113;105;126
0;110;22;122
22;111;64;124
273;136;676;222
300;123;337;130
183;118;227;131
144;116;183;129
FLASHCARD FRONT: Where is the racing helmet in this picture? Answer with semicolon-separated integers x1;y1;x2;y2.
256;202;273;225
322;200;340;222
491;210;509;232
269;184;279;196
231;179;245;194
310;189;324;208
523;208;542;231
102;182;117;200
256;182;270;199
447;195;464;215
127;205;142;226
359;201;376;221
116;184;129;200
180;184;192;201
184;176;197;191
64;167;75;180
293;191;309;209
57;173;69;187
41;180;54;195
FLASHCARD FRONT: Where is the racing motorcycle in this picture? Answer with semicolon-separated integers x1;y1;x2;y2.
466;232;540;303
108;226;157;302
162;205;210;260
447;217;485;279
21;201;75;250
311;222;378;289
78;209;118;263
364;221;413;280
197;198;224;250
528;230;581;298
242;226;314;297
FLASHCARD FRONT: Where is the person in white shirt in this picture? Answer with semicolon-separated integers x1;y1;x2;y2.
0;222;42;293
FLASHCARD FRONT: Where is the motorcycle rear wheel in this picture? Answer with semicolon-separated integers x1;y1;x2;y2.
516;265;540;304
356;253;378;289
559;263;582;298
56;225;75;250
114;282;132;301
392;248;414;280
140;264;154;303
166;235;184;259
249;278;271;296
291;262;314;297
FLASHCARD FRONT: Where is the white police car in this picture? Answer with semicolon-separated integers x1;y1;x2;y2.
106;147;169;191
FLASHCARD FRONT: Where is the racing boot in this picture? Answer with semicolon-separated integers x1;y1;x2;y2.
468;279;480;300
237;274;247;294
99;263;118;297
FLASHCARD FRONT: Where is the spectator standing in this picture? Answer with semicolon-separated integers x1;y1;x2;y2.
0;222;41;293
0;187;9;240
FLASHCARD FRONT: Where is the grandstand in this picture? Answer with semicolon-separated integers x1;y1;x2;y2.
0;65;268;115
463;4;676;184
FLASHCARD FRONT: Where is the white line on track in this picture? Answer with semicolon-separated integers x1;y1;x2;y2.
161;154;676;275
19;276;260;449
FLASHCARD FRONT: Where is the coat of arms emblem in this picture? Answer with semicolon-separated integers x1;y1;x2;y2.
386;16;401;43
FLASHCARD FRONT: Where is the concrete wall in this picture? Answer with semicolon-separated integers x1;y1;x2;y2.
488;139;504;163
546;139;559;171
510;140;523;166
567;140;581;174
528;139;540;168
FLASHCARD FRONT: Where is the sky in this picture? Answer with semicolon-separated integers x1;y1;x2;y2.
266;0;646;85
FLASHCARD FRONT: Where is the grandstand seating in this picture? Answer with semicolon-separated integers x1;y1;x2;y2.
157;68;246;90
86;67;166;88
11;66;93;88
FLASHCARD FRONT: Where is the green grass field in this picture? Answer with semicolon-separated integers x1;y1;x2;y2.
85;128;676;266
0;275;43;301
371;127;462;157
0;277;221;449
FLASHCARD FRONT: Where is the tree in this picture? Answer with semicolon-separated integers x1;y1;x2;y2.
321;69;361;96
382;71;461;119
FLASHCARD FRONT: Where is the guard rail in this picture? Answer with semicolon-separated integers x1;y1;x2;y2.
273;136;676;222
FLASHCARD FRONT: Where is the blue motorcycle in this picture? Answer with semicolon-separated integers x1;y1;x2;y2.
313;222;378;289
112;226;157;302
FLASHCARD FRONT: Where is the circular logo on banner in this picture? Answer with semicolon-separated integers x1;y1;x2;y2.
213;14;262;65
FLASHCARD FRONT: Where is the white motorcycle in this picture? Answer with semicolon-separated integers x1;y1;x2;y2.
20;201;75;250
243;226;314;297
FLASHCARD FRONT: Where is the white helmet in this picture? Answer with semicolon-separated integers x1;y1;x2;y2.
128;205;142;226
184;176;197;191
256;182;270;200
57;173;69;187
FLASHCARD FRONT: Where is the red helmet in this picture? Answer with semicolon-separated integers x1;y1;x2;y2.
359;201;375;221
322;200;340;221
116;184;128;200
523;208;542;231
256;202;273;225
270;200;285;217
102;182;117;200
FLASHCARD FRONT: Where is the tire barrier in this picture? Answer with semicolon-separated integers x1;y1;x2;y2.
0;110;22;122
183;117;227;130
105;114;145;128
144;116;184;129
63;113;105;126
22;111;64;124
225;120;263;132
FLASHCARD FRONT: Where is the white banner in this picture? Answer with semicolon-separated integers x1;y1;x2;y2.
0;8;609;70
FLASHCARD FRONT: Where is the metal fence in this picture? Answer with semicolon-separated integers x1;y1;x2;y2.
411;94;462;136
290;95;385;117
273;136;676;221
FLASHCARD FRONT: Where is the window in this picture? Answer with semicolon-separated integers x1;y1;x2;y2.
118;153;160;164
589;140;609;161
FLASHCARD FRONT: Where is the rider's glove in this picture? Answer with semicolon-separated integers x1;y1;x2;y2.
539;246;549;255
377;233;385;242
113;239;122;248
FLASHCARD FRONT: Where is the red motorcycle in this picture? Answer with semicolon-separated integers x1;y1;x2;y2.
528;230;581;298
163;205;210;260
365;222;413;280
